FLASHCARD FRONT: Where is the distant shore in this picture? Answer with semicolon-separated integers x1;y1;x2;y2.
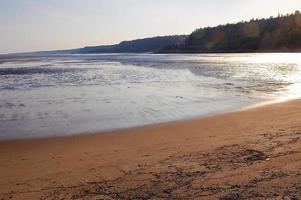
156;49;301;54
1;50;301;58
1;99;301;199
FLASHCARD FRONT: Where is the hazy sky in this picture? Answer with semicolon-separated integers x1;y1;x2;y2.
1;0;301;53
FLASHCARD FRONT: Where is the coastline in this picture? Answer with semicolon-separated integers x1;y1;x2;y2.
155;49;301;54
1;99;301;199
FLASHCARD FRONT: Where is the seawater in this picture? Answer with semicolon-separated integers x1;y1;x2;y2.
0;53;300;139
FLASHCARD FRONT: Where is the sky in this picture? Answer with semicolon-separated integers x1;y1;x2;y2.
1;0;301;53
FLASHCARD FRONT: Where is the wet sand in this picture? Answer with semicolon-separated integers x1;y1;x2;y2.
1;99;301;199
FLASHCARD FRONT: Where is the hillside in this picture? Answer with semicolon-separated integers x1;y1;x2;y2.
79;35;186;53
31;35;186;55
160;11;301;53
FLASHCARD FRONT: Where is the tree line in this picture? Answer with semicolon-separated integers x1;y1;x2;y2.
160;11;301;53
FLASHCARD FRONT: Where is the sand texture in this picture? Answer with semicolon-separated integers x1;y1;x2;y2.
1;100;301;199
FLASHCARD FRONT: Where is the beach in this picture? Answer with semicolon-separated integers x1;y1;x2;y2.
1;99;301;199
2;1;301;199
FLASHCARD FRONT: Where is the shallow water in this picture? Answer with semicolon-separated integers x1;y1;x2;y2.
0;53;300;139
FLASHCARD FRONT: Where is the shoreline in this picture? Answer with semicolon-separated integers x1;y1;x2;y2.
2;51;301;58
155;50;301;54
0;95;297;142
1;99;301;199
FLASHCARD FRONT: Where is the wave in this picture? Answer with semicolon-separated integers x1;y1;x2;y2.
0;67;83;75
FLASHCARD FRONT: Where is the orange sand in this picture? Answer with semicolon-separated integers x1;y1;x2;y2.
1;100;301;199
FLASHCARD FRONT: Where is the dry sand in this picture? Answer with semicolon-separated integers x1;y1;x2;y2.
1;99;301;199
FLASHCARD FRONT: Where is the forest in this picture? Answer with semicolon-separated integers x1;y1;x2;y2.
34;35;186;54
79;35;186;53
29;11;301;55
160;11;301;53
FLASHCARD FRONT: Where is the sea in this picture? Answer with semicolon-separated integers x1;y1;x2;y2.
0;53;300;139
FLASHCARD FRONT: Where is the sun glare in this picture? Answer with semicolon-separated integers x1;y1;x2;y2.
241;53;301;64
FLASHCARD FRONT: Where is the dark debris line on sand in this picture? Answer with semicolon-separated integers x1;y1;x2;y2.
1;128;301;200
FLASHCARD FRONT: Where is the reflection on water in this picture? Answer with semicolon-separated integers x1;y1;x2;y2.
284;82;301;100
0;53;300;139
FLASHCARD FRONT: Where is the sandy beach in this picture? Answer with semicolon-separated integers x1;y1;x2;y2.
1;99;301;199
